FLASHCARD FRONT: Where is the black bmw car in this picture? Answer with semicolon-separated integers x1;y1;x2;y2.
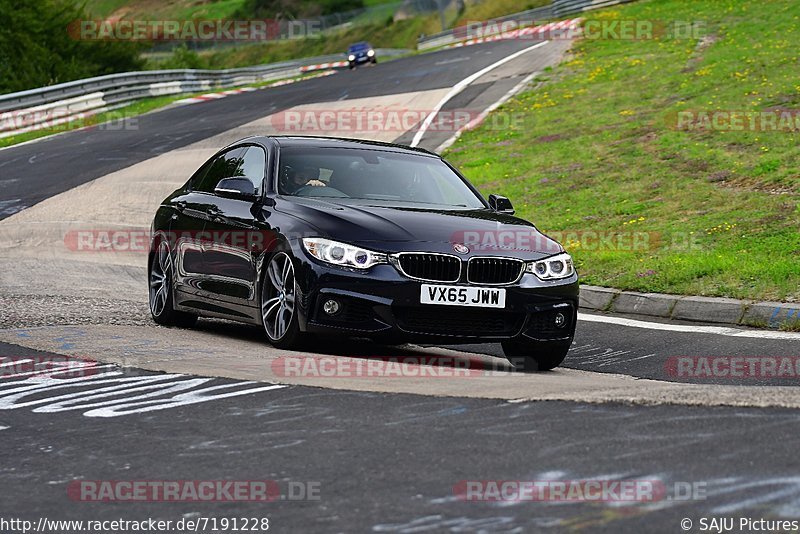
149;136;579;371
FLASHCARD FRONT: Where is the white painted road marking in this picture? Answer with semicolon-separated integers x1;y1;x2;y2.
410;40;549;147
579;313;800;341
435;70;540;153
0;361;288;418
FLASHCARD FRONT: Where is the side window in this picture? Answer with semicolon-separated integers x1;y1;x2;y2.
187;159;212;191
194;148;245;193
240;146;266;194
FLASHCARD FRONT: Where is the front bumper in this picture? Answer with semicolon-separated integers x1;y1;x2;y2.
291;243;579;345
349;55;373;65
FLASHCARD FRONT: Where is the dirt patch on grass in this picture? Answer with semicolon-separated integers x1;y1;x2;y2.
536;134;566;143
707;170;732;183
682;33;720;73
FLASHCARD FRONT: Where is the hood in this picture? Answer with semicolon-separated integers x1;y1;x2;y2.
276;198;564;258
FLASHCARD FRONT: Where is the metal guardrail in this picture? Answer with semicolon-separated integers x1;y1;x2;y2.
0;50;407;136
553;0;636;17
417;0;638;49
418;5;554;50
0;54;345;113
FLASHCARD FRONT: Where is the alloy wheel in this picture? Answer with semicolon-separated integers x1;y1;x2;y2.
149;240;172;317
262;252;296;341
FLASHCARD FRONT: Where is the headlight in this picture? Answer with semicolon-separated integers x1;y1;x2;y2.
348;54;356;61
302;237;387;270
367;49;375;57
526;253;575;280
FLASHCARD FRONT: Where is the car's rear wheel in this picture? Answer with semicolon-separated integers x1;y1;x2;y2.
261;251;304;349
149;240;197;327
501;340;571;372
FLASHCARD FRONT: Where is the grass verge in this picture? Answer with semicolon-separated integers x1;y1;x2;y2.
444;0;800;302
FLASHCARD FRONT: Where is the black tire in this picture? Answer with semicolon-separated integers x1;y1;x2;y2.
260;250;305;349
501;340;571;372
148;240;198;328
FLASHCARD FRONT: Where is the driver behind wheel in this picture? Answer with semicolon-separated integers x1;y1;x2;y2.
283;165;326;193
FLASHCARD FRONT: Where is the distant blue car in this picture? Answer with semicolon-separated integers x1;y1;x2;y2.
347;42;377;69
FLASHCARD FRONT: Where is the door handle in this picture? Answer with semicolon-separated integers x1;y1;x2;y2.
207;207;224;221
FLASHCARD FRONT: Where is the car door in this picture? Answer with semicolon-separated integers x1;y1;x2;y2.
201;145;270;318
167;156;225;302
172;146;246;308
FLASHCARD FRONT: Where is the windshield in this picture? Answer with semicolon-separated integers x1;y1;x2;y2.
348;43;369;52
277;147;486;209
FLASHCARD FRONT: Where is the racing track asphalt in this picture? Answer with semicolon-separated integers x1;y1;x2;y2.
1;38;800;531
0;38;559;218
3;343;800;533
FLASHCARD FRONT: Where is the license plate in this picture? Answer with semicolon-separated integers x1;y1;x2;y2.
420;284;506;308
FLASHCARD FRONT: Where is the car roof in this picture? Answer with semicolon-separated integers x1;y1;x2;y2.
265;136;439;157
348;42;370;48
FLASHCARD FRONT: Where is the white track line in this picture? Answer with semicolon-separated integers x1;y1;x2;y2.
410;40;549;147
435;70;539;153
579;313;800;341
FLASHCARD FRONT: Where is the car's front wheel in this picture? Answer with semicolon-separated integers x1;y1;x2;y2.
501;339;571;372
149;240;197;327
261;251;304;349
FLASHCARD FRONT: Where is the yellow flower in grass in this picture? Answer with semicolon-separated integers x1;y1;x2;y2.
594;10;620;20
623;216;646;226
587;67;604;82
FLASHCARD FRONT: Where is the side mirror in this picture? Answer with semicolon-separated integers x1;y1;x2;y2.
214;177;257;201
488;194;515;215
